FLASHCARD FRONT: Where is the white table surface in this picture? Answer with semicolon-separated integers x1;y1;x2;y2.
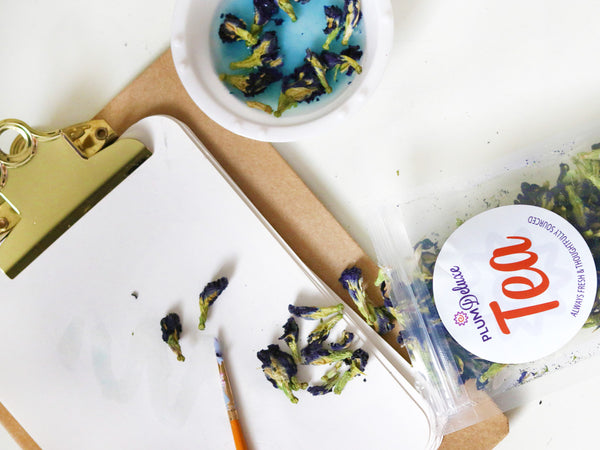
4;0;600;448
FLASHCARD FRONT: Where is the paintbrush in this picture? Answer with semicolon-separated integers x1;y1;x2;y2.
214;337;248;450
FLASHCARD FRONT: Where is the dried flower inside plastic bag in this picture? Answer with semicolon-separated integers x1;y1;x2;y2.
476;362;506;390
373;305;396;335
338;266;377;326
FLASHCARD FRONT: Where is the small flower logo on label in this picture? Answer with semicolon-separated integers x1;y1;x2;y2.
454;311;468;326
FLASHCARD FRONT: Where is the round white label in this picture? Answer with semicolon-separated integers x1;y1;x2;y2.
433;204;597;364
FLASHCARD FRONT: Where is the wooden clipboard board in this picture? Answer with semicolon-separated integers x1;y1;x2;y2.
1;49;508;449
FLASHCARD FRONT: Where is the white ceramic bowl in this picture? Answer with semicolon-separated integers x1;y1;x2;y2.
171;0;393;142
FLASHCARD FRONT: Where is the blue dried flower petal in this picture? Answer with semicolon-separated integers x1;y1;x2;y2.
288;303;343;320
373;306;395;335
341;0;362;45
198;277;229;330
305;49;331;93
351;348;369;371
308;361;344;395
200;277;229;306
396;331;405;346
320;50;343;69
322;5;343;50
288;304;319;317
338;45;363;75
341;44;362;60
419;238;436;251
307;385;333;395
218;13;258;46
254;0;279;27
306;312;343;344
160;313;185;361
338;266;377;325
283;63;325;101
320;48;362;81
301;340;352;365
280;316;299;341
260;344;298;377
275;61;326;112
330;330;354;351
229;31;283;70
279;317;302;363
257;344;306;403
339;266;361;291
301;341;330;364
323;5;343;34
331;348;369;394
220;67;283;97
160;313;182;343
383;295;393;309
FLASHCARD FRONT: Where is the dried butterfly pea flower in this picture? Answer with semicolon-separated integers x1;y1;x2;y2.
198;277;229;330
220;67;283;98
322;5;343;50
306;312;344;344
253;0;279;29
218;13;258;46
274;63;327;117
288;303;344;320
257;344;307;403
341;0;362;45
339;266;377;326
330;330;355;351
305;49;332;94
332;348;369;394
301;340;353;365
160;313;185;362
229;31;283;70
279;316;302;364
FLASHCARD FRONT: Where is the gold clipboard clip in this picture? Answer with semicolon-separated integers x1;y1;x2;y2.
0;119;152;278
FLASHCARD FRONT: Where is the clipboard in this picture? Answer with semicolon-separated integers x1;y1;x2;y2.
0;50;509;449
0;115;440;449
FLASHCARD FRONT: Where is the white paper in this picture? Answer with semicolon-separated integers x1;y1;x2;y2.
0;116;438;449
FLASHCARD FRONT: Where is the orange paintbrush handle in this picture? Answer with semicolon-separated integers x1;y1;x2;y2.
229;418;248;450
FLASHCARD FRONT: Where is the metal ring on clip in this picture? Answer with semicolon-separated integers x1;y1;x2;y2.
0;119;38;168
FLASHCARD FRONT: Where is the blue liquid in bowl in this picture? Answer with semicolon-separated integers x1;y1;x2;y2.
211;0;365;116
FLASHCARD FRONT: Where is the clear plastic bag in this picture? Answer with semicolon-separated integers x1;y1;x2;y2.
370;123;600;434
